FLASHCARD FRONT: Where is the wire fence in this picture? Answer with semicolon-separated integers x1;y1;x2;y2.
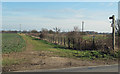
26;33;119;51
42;34;116;51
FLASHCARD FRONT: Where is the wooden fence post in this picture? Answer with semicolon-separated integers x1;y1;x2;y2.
61;37;62;45
51;36;53;43
55;37;56;44
58;37;59;44
78;38;80;50
92;36;95;50
64;37;65;47
85;40;86;50
51;36;52;43
49;36;50;42
46;36;47;41
53;36;54;43
73;38;74;50
48;36;49;42
68;38;70;49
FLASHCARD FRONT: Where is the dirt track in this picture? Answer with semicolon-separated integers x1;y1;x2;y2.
2;35;118;72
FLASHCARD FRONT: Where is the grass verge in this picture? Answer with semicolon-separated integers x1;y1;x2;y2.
26;35;119;60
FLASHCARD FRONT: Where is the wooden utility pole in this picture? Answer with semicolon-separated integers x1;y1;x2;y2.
113;15;115;50
109;15;115;50
20;24;21;34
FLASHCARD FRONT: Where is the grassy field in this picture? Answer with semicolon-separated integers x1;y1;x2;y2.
2;33;26;53
82;35;110;40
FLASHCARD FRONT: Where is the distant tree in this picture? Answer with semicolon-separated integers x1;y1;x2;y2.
41;28;48;34
39;31;42;33
48;30;55;34
67;31;76;39
2;30;17;33
2;30;5;33
66;26;81;39
39;33;45;39
31;30;38;33
39;28;48;39
22;30;28;33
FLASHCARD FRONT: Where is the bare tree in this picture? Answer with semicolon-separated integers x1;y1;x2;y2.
66;26;81;39
41;28;48;34
39;28;48;39
73;26;80;32
53;27;61;34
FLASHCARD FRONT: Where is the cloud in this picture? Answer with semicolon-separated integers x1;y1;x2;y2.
99;2;117;7
3;8;85;14
2;13;112;33
107;3;115;7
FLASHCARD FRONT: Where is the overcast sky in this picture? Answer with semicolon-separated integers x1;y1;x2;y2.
2;2;118;33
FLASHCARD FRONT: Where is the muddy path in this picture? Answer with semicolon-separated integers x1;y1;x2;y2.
2;34;118;72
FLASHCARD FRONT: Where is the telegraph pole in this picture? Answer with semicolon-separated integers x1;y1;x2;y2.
113;15;115;50
82;21;84;32
109;15;115;50
20;24;21;34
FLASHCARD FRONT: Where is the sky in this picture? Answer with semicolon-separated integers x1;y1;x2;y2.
2;2;118;33
118;2;120;19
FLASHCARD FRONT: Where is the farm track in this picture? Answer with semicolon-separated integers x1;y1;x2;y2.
2;34;118;72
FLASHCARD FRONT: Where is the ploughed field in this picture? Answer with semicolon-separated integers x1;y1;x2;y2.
2;33;26;53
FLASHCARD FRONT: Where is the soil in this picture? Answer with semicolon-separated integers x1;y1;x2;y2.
2;35;118;72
